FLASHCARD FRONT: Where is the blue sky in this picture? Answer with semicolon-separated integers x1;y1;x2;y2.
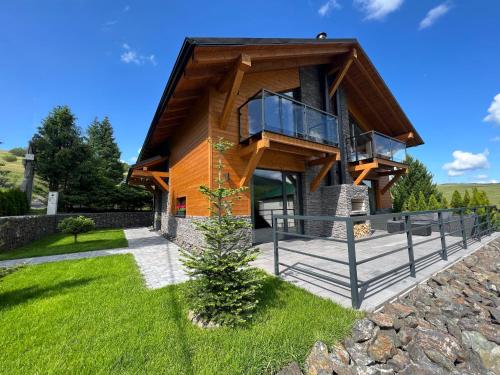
0;0;498;184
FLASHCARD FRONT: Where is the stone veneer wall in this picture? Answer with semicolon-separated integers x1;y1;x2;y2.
0;211;154;251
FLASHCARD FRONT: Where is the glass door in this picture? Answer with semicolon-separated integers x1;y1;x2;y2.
251;169;302;244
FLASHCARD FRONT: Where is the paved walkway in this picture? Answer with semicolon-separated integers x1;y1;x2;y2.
0;227;189;289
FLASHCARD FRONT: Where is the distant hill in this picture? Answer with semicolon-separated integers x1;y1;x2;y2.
437;183;500;207
0;150;48;204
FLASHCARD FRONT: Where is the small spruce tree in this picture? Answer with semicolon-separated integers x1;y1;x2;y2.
441;196;449;209
463;190;471;208
428;194;440;210
404;193;418;212
450;190;463;208
180;138;263;327
417;191;427;211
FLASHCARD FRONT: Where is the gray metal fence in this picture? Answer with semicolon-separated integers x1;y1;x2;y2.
272;205;498;309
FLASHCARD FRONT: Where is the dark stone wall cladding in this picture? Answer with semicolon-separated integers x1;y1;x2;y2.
0;211;153;251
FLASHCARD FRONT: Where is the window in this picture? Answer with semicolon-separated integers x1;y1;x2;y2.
175;197;186;217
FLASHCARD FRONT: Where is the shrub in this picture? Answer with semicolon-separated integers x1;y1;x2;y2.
0;189;29;216
8;147;26;157
403;193;418;212
2;154;17;163
58;216;95;243
463;190;471;208
441;196;449;209
180;138;262;327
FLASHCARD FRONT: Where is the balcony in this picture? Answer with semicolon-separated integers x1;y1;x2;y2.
238;89;339;147
348;131;407;164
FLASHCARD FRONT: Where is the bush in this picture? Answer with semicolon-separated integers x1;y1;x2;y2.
2;154;17;163
58;216;95;243
0;189;29;216
8;147;25;157
428;194;440;210
417;191;427;211
450;190;462;208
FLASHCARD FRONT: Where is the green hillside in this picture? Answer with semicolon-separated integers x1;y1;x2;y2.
437;183;500;207
0;150;48;203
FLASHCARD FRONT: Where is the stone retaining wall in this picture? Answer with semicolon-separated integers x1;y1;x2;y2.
0;211;153;251
278;237;500;374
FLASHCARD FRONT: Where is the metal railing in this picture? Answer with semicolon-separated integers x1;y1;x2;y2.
238;89;339;146
348;130;407;163
272;205;498;309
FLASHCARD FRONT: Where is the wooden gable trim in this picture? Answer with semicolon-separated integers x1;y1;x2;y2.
328;49;357;98
394;132;414;143
218;54;252;130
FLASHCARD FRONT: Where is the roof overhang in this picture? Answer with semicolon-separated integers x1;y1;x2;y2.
136;37;424;163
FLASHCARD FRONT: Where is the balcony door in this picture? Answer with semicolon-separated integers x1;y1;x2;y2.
251;169;302;244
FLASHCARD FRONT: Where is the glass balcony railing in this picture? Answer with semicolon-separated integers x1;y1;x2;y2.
238;89;339;146
348;131;407;163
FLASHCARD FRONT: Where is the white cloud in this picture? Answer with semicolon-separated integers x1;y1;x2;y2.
419;2;452;30
475;174;488;180
484;93;500;125
318;0;341;16
120;44;157;66
443;149;490;177
123;5;130;12
353;0;404;20
103;20;118;27
491;136;500;142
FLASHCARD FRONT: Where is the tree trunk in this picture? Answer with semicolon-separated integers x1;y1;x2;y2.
74;234;78;243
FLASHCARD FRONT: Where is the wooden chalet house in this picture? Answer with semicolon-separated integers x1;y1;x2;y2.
127;36;423;247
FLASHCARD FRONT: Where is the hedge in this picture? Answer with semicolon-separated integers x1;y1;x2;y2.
0;189;30;216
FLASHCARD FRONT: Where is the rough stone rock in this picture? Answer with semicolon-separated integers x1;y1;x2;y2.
397;327;414;346
344;338;374;367
352;318;376;342
422;348;455;372
384;303;415;319
331;342;350;365
305;341;333;375
487;306;500;322
386;350;410;371
277;362;303;375
412;326;466;363
398;361;447;375
368;313;394;328
478;322;500;345
367;330;399;362
462;330;500;373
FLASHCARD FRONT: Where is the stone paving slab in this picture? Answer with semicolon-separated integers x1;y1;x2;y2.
0;227;189;289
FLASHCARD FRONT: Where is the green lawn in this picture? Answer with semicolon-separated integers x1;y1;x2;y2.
437;183;500;207
0;255;360;374
0;229;128;260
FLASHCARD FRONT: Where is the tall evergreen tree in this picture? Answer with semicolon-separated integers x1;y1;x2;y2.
417;191;428;211
463;190;471;207
428;194;440;210
32;106;89;192
87;117;124;183
391;155;442;212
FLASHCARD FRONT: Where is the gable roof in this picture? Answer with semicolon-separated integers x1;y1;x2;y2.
137;37;423;162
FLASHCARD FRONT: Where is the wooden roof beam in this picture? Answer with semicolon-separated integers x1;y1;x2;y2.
131;155;168;169
193;45;352;65
394;132;414;143
218;54;252;130
152;171;169;192
328;49;357;98
239;139;269;187
310;154;338;192
381;170;405;195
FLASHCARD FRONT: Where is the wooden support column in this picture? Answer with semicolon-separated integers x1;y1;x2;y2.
328;49;357;98
239;138;269;187
218;54;252;130
310;154;338;192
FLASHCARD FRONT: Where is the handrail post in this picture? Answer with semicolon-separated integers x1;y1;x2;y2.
346;218;360;309
405;214;416;277
486;206;491;235
472;207;480;240
459;208;468;249
273;216;279;276
438;211;447;261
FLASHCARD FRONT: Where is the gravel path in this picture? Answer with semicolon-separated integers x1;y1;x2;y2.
0;227;189;288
